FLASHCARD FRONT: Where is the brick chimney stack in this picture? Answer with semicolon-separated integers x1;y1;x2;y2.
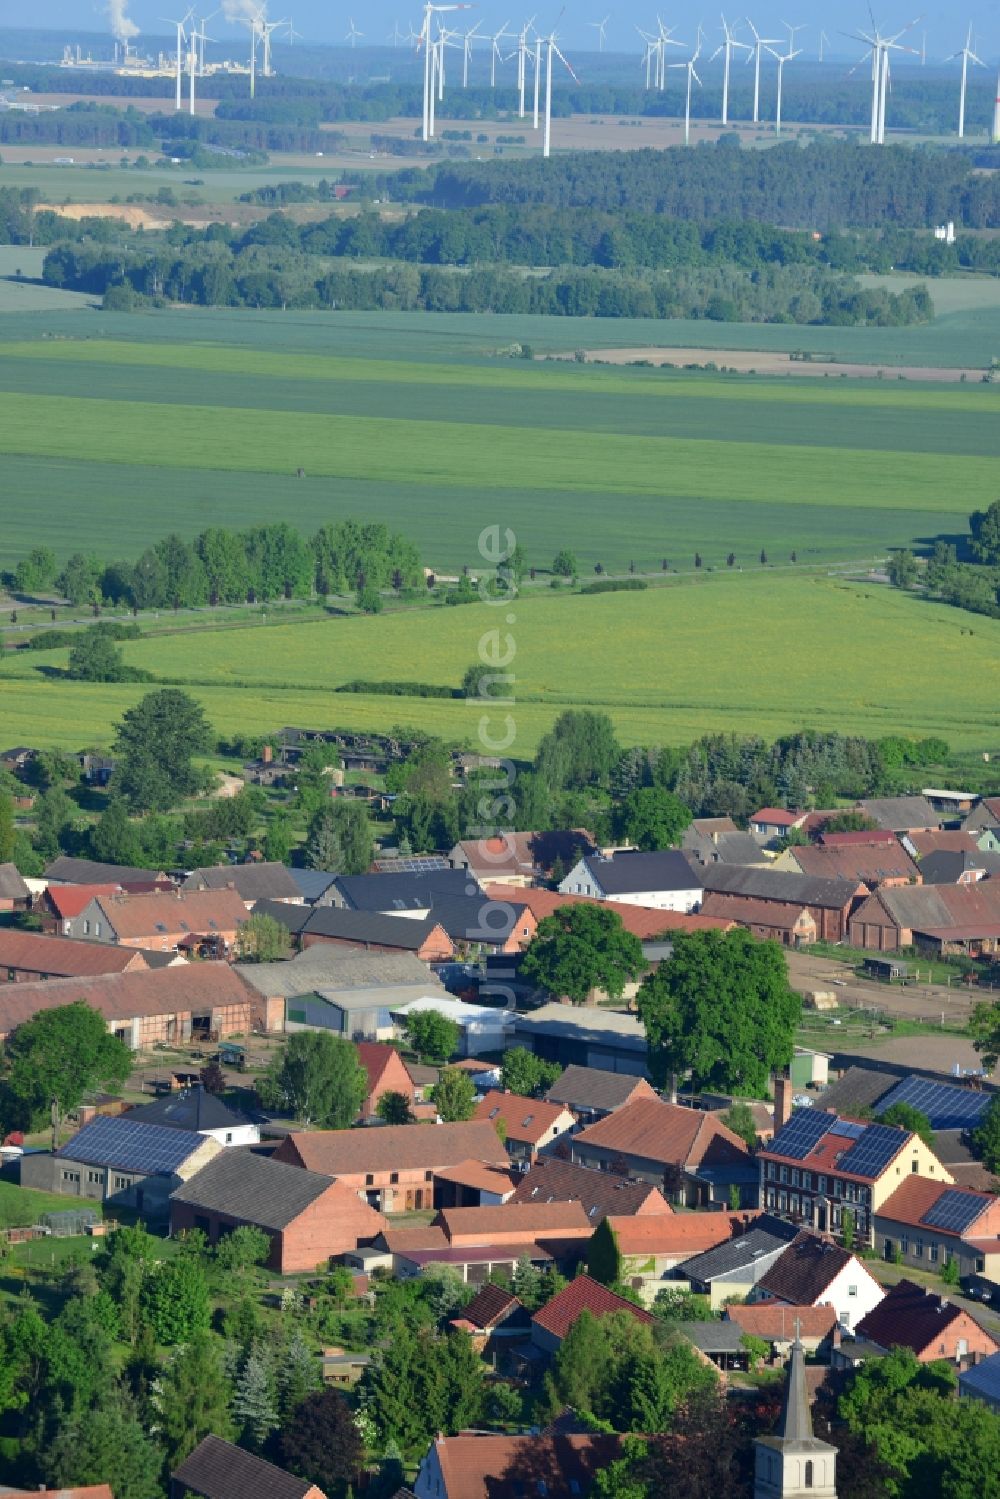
773;1071;794;1131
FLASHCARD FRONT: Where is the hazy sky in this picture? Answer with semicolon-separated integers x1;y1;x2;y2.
12;1;1000;62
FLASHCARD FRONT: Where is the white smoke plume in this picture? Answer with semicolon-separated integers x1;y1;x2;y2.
222;0;262;21
107;0;140;40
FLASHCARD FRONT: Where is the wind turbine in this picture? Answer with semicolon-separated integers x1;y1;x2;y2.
387;20;404;46
845;16;920;145
746;18;781;124
767;40;800;134
710;14;750;125
460;21;481;86
162;10;192;111
242;8;262;98
668;44;702;144
257;16;285;76
490;21;511;85
948;24;985;139
541;26;578;157
818;28;829;61
516;17;537;119
417;2;474;141
186;22;199;113
588;15;609;52
345;18;363;47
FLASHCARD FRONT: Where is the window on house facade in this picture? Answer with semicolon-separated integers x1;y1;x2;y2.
818;1175;827;1193
390;1172;399;1184
83;920;90;934
61;1169;80;1183
900;1236;909;1253
87;1170;102;1184
914;1239;923;1258
791;1169;800;1187
930;1244;939;1263
780;1166;788;1184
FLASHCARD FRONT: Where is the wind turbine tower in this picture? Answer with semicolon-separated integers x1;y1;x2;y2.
542;27;578;157
588;15;609;52
711;15;750;126
948;24;985;139
667;44;702;144
747;19;781;124
767;40;800;135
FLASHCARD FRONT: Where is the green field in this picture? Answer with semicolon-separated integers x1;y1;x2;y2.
0;159;362;203
3;575;999;753
0;316;997;575
0;1178;103;1228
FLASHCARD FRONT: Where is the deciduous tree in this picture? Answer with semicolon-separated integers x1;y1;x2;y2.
521;903;645;1005
619;787;692;850
405;1008;460;1064
113;689;213;812
257;1031;368;1128
431;1067;477;1122
500;1046;562;1097
235;911;291;963
0;1001;131;1137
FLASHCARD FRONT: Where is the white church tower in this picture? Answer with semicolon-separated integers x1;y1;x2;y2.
754;1326;838;1499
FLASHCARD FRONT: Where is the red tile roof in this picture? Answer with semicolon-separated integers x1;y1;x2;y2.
44;882;122;919
607;1211;753;1257
94;888;247;939
0;928;146;977
875;1177;997;1237
573;1097;751;1170
726;1304;838;1340
700;893;813;932
456;1282;524;1329
531;1274;654;1342
438;1201;593;1243
0;963;256;1035
275;1120;508;1176
819;829;899;848
480;886;732;938
855;1279;997;1356
433;1159;515;1197
429;1433;623;1499
789;844;920;886
355;1041;414;1097
474;1090;572;1147
752;809;802;826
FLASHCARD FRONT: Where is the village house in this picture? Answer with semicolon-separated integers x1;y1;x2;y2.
698;893;818;946
508;1155;671;1220
448;1283;532;1368
748;808;809;843
558;849;703;912
853;1279;999;1362
413;1433;623;1499
44;855;169;886
378;1200;593;1282
36;881;138;933
474;1089;576;1165
749;1234;885;1332
21;1115;222;1220
356;1040;419;1121
543;1064;659;1125
848;881;1000;954
293;906;454;962
682;817;770;867
571;1096;757;1207
170;1433;328;1499
856;796;941;834
125;1086;260;1147
274;1119;509;1212
917;849;1000;884
873;1177;1000;1282
450;830;596;888
328;868;475;914
480;884;730;940
169;1150;386;1273
0;863;30;912
700;866;864;944
181;860;303;906
530;1273;655;1354
0;928;149;982
758;1107;952;1245
415;893;537;955
676;1213;801;1309
0;963;258;1046
602;1211;757;1299
726;1302;839;1359
65;888;248;957
777;841;921;891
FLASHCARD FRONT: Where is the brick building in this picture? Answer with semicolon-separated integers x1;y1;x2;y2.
571;1097;756;1207
66;888;248;956
474;1090;575;1165
0;928;148;982
530;1273;654;1353
169;1150;386;1273
854;1279;999;1362
700;866;864;944
873;1176;1000;1281
356;1041;418;1120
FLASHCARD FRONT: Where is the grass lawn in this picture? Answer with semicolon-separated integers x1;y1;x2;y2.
0;1178;104;1229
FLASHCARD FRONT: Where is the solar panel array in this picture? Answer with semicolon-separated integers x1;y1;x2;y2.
828;1119;865;1141
836;1123;905;1179
375;856;451;875
874;1075;993;1131
770;1108;834;1160
920;1188;987;1235
57;1115;205;1174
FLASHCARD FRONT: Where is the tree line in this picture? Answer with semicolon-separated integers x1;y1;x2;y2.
43;238;932;326
5;519;423;611
888;498;1000;621
363;138;1000;231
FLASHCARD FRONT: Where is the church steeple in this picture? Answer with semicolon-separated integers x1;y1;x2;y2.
753;1324;838;1499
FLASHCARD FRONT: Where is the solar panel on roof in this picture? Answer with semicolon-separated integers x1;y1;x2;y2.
836;1123;905;1179
920;1188;987;1235
829;1119;865;1140
57;1116;203;1174
770;1108;834;1160
874;1075;992;1132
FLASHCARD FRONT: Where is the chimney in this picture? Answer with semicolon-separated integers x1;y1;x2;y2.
262;743;274;764
831;1323;842;1349
668;1072;678;1106
773;1071;793;1131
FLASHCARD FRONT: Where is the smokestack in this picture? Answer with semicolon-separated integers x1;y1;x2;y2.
773;1071;793;1131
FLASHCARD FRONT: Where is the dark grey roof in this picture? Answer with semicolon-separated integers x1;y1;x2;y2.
171;1433;313;1499
816;1065;901;1115
127;1086;252;1134
580;850;701;896
959;1352;1000;1405
700;864;861;908
545;1065;650;1114
58;1115;208;1174
336;868;475;911
169;1149;334;1229
0;863;29;900
677;1215;800;1282
873;1074;994;1131
249;898;312;936
182;861;302;901
44;855;159;885
858;796;940;831
918;851;1000;884
288;867;341;903
675;1320;745;1354
684;830;770;868
425;893;529;944
302;906;444;949
508;1157;660;1221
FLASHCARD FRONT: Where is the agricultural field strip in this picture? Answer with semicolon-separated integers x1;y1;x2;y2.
0;388;995;512
4;357;998;457
4;578;1000;751
7;338;1000;414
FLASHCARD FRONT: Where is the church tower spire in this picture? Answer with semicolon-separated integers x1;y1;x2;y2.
753;1324;838;1499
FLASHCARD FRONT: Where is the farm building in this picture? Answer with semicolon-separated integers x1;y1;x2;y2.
513;1003;648;1076
856;796;940;834
0;928;149;981
181;861;302;906
571;1097;756;1207
854;1279;998;1361
236;947;449;1038
64;888;247;956
355;1040;419;1121
848;881;1000;953
558;849;703;912
295;906;454;962
169;1434;328;1499
508;1156;671;1221
21;1115;221;1220
125;1086;260;1147
44;856;169;885
543;1065;659;1124
392;995;515;1057
0;963;258;1045
473;1090;575;1165
0;863;30;912
169;1150;386;1272
778;841;921;891
700;866;863;943
449;830;596;888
